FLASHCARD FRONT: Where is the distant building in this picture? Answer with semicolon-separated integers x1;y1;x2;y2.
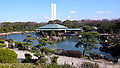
34;24;81;36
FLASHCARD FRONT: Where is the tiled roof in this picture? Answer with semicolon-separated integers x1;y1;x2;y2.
39;24;68;29
34;28;81;31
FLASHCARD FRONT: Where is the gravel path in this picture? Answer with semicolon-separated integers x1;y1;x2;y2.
11;49;120;68
12;49;38;59
56;55;120;68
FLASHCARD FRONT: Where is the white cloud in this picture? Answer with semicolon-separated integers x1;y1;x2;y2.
96;11;112;14
70;11;76;14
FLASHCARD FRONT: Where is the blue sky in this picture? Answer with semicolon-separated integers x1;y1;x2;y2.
0;0;120;22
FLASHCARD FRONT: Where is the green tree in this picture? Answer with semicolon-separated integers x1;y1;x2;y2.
0;48;17;63
48;20;62;24
51;56;59;64
48;20;54;24
50;30;56;36
75;26;99;56
37;38;54;48
34;38;54;64
82;25;95;32
23;34;35;48
54;20;62;24
97;22;115;33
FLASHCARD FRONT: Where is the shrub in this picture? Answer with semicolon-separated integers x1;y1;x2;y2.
61;50;82;58
39;57;48;63
22;59;30;63
14;41;23;48
22;53;32;63
0;39;5;43
0;43;7;48
50;30;56;36
0;48;17;63
25;53;32;59
51;56;59;64
8;39;14;43
0;63;38;68
81;62;99;68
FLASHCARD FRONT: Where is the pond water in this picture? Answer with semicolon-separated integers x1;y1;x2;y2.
0;33;113;58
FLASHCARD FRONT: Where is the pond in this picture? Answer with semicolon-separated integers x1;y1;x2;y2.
0;32;113;58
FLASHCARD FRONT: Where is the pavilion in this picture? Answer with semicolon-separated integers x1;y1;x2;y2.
34;24;81;36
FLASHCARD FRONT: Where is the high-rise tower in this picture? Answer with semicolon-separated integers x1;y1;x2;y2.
51;3;56;21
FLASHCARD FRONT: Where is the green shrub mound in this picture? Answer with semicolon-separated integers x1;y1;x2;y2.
0;48;17;63
0;39;7;48
0;43;7;48
81;62;99;68
0;63;37;68
0;63;76;68
0;39;5;43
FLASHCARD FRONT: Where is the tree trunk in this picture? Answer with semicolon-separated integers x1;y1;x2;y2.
36;56;41;64
83;48;86;56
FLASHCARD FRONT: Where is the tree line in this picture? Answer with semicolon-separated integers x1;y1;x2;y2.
48;19;120;34
0;22;47;33
0;18;120;34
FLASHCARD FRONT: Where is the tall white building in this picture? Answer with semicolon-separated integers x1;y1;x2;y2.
51;3;56;21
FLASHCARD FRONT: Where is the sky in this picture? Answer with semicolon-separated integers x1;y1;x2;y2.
0;0;120;22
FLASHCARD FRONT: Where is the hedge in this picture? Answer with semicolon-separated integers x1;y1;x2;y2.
0;48;17;63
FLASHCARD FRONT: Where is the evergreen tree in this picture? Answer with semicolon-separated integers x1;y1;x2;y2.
75;26;99;56
34;38;54;64
23;34;35;48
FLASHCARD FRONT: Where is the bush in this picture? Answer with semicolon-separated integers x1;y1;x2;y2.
0;39;5;43
51;56;59;63
61;50;82;58
0;43;7;48
81;62;99;68
8;39;14;43
0;39;7;48
39;57;48;63
40;63;77;68
15;41;23;48
0;48;17;63
0;63;38;68
22;53;32;63
25;53;32;59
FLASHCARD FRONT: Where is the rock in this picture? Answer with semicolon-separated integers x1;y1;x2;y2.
109;61;113;64
99;54;105;59
118;58;120;63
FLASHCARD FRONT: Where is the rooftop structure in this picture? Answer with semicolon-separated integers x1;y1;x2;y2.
39;24;68;29
34;24;81;36
34;24;81;31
